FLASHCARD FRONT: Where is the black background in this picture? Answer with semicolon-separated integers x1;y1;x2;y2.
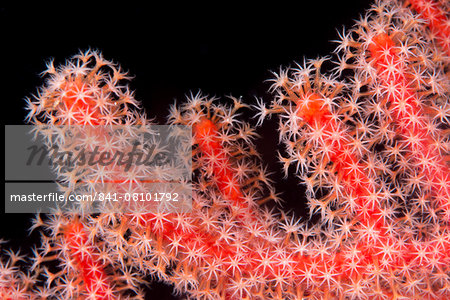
2;3;372;299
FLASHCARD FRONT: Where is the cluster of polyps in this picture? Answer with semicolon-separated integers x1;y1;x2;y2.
1;0;449;299
260;0;449;298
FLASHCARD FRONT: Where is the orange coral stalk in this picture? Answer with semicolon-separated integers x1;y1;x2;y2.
64;220;116;299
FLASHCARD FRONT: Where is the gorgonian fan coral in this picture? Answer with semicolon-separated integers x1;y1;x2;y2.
2;0;449;299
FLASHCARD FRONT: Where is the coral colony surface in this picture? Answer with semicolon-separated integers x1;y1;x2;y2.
2;0;449;299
